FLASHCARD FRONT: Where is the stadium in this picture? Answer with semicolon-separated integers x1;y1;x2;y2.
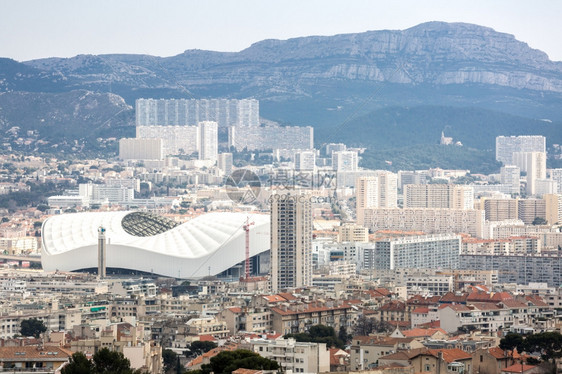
41;211;271;279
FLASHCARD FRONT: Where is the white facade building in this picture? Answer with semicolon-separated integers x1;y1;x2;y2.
496;135;546;165
119;138;164;161
198;121;218;162
294;150;316;171
332;151;358;172
136;98;259;128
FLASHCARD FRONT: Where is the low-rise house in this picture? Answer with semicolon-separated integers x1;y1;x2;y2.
472;347;519;374
0;346;71;373
409;348;473;374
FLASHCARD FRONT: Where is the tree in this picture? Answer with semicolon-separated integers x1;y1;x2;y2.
353;315;375;336
62;348;138;374
189;341;217;356
92;348;134;374
532;217;547;225
499;333;523;352
20;318;47;338
62;352;93;374
521;332;562;362
197;350;279;374
162;349;177;374
285;324;345;349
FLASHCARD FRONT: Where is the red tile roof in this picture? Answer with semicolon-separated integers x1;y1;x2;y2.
502;363;536;373
402;328;447;338
423;348;471;363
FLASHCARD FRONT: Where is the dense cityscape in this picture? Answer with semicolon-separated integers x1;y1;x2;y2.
2;3;562;374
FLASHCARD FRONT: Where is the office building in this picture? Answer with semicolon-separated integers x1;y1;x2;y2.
294;150;316;171
270;192;313;292
495;135;546;165
500;165;521;194
119;138;164;161
135;98;259;128
544;194;562;225
404;184;473;209
512;151;546;195
136;125;198;156
229;125;313;151
364;234;462;270
360;208;485;237
217;153;233;175
198;121;218;162
332;151;358;172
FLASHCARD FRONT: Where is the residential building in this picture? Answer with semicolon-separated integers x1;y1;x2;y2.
217;153;233;175
365;234;461;271
356;173;398;223
229;125;313;151
198;121;218;163
136;125;199;156
270;192;313;292
360;208;485;237
251;338;329;374
517;199;546;224
294;151;316;171
483;199;518;221
332;151;358;172
544;194;562;224
496;136;545;165
136;98;259;128
338;223;368;243
512;152;546;195
119;138;164;161
500;165;521;194
551;168;562;193
404;184;473;210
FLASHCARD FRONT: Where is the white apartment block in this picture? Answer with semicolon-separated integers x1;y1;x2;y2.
404;184;473;209
332;151;358;172
198;121;218;162
500;165;521;194
251;338;330;374
294;150;316;171
364;234;462;270
119;138;164;161
512;151;546;195
217;153;233;175
136;98;259;127
535;179;558;196
229;125;313;151
495;135;546;165
551;169;562;193
360;208;485;237
136;125;199;156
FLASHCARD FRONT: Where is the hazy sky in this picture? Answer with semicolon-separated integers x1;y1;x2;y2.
2;0;562;62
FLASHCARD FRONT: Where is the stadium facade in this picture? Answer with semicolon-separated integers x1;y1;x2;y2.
41;211;270;279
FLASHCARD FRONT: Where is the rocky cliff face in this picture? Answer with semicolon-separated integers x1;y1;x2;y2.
24;22;562;95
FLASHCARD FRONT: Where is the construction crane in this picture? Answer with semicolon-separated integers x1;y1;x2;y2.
243;217;255;280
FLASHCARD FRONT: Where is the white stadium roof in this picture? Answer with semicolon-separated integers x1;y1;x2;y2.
41;211;270;278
